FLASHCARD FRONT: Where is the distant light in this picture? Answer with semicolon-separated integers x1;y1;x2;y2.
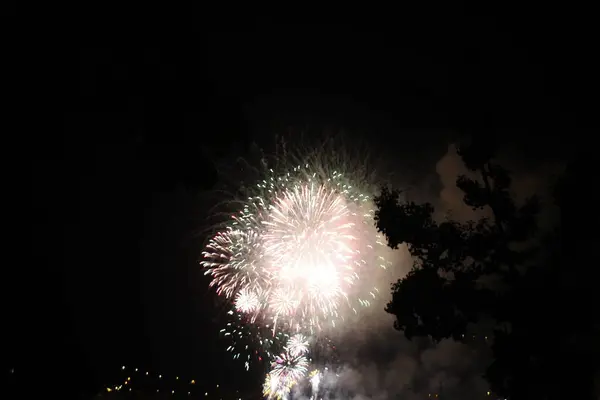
205;392;208;396
121;366;126;370
146;372;149;375
127;377;131;381
176;376;179;380
135;368;138;372
487;391;491;395
106;388;112;392
172;390;175;394
191;379;195;384
159;375;162;379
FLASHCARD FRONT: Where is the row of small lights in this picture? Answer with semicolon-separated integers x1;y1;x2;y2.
109;341;500;400
462;334;490;341
428;392;501;398
103;366;241;399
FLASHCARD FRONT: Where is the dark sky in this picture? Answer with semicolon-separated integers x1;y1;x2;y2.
23;7;596;399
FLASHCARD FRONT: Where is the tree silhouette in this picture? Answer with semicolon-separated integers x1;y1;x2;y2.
375;140;599;399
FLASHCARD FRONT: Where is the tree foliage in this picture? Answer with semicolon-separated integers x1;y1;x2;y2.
375;139;599;399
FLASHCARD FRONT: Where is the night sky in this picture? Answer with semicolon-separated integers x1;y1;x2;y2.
21;7;596;399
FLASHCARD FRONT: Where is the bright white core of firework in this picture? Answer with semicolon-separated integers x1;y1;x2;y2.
202;165;390;332
285;334;309;357
235;288;261;313
261;183;359;321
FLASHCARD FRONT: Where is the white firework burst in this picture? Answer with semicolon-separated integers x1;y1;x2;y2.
235;287;261;314
203;138;393;335
285;334;310;357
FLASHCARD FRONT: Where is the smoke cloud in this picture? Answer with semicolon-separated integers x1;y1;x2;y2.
283;239;491;400
300;142;564;400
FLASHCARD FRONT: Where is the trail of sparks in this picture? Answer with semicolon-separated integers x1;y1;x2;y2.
203;158;392;387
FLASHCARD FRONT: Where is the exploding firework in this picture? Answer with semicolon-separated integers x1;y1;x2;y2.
202;209;267;299
263;372;292;400
309;369;322;399
262;331;314;398
220;309;287;371
202;162;391;333
271;350;309;383
235;287;262;314
202;136;394;385
285;334;309;357
261;180;367;330
263;344;310;399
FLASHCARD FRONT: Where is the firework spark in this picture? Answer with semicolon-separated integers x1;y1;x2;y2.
264;345;310;399
309;369;322;399
220;310;286;370
203;142;393;381
202;218;265;299
285;334;309;357
271;350;309;382
202;165;390;333
263;372;291;400
261;182;358;326
235;287;261;314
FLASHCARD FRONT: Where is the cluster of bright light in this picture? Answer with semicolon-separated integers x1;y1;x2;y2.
103;366;230;398
271;351;309;384
202;164;390;334
263;335;310;399
309;369;322;400
263;372;292;400
202;153;391;397
235;288;261;314
261;182;361;329
285;333;309;357
220;309;286;371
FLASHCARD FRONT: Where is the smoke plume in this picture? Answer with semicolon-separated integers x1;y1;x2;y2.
300;141;563;399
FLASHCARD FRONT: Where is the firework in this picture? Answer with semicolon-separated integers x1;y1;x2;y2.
203;164;391;333
270;350;309;383
309;369;321;399
263;372;292;400
260;181;360;328
263;331;315;398
203;137;394;385
220;310;287;370
285;334;309;357
235;287;262;314
202;208;267;299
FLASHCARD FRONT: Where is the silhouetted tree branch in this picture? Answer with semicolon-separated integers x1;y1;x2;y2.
376;140;598;399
